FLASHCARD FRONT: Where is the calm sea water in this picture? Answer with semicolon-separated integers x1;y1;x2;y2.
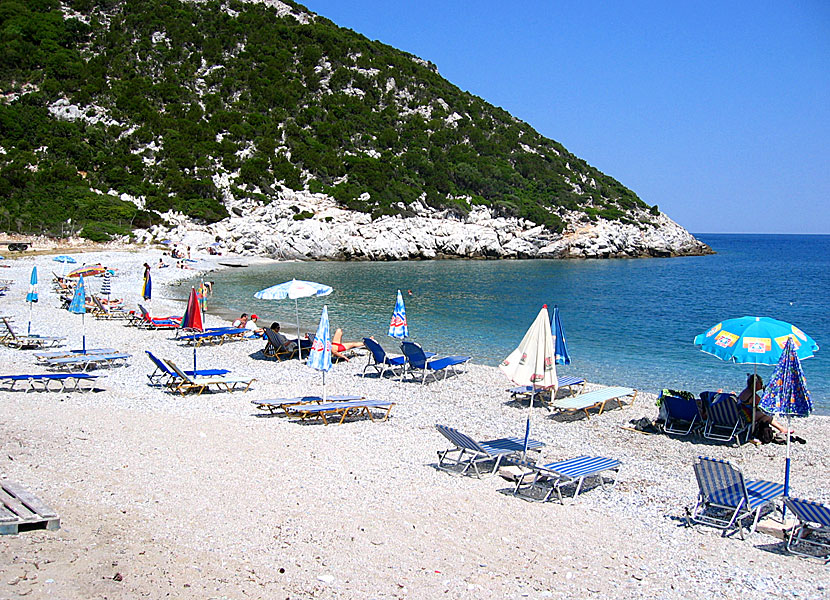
188;234;829;413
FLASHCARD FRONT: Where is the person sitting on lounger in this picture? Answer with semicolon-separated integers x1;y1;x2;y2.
268;322;296;353
330;329;364;362
245;314;264;337
738;374;792;438
232;313;248;328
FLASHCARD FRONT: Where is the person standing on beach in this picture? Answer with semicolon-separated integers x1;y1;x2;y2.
142;263;152;300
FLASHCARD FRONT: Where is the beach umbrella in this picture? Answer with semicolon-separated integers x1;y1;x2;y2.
67;275;87;353
254;279;333;350
307;305;333;401
499;305;558;457
26;266;38;335
694;316;818;434
180;286;204;371
388;289;408;339
53;255;76;276
100;271;112;301
759;337;812;510
142;270;152;301
552;305;571;366
68;264;106;278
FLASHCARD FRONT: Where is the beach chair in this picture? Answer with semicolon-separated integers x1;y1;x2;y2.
550;386;637;419
91;296;131;320
783;497;830;561
145;351;230;385
362;337;410;378
178;327;247;346
164;360;255;395
0;373;102;392
44;353;131;371
660;391;703;436
263;328;300;361
690;456;784;539
513;455;622;503
136;305;181;329
508;376;587;403
252;395;363;415
700;392;750;445
435;424;545;478
1;318;66;350
281;399;396;425
400;341;471;384
35;348;117;361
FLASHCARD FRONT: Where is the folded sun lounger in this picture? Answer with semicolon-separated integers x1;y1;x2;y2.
783;497;830;561
513;455;622;503
281;399;395;425
550;386;637;419
0;373;102;392
435;424;545;478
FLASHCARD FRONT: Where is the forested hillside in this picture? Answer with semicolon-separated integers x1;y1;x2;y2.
0;0;656;241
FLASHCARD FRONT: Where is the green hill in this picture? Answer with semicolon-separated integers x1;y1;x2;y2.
0;0;657;241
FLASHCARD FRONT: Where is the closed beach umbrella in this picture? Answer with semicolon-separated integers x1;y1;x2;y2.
142;270;152;301
68;264;106;278
307;305;333;401
499;305;558;456
100;271;112;301
26;266;38;335
759;337;812;506
552;305;571;366
181;286;204;371
254;279;333;351
694;316;818;434
68;275;87;353
388;289;408;339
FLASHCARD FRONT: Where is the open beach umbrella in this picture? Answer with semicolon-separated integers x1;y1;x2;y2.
552;305;571;366
254;279;333;349
142;270;152;301
26;266;38;335
307;305;333;401
53;255;76;275
68;264;106;278
694;316;818;434
499;305;558;457
180;286;204;370
759;337;812;508
67;275;87;353
388;289;408;339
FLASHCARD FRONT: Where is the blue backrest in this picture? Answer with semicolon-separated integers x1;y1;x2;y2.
706;393;742;425
363;337;387;363
694;456;748;505
145;350;172;375
662;393;699;421
784;497;830;527
401;341;427;368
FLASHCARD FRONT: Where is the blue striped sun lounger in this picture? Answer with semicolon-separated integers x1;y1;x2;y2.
435;424;545;477
513;455;622;503
700;392;750;445
783;497;830;561
691;456;784;539
44;353;131;372
281;399;395;425
508;376;587;401
251;395;363;415
0;373;102;392
550;386;637;419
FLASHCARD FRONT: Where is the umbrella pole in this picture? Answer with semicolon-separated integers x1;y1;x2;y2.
295;299;301;359
28;302;32;335
322;371;327;403
523;385;535;460
783;413;792;519
193;345;197;372
82;313;86;354
750;364;757;438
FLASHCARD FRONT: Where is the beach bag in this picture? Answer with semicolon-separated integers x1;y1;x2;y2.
756;422;775;444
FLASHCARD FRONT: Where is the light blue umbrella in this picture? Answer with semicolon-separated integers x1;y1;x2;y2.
388;289;408;339
53;254;77;276
694;316;818;433
254;279;333;350
307;305;333;401
552;305;570;365
68;275;87;353
759;337;812;507
26;266;38;334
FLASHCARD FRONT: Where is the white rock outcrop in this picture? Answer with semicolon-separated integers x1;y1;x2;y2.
134;188;711;260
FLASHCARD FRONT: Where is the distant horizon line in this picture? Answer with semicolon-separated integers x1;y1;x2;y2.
692;231;829;236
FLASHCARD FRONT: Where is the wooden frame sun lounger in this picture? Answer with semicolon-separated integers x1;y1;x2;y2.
1;318;66;350
164;360;255;395
145;351;230;385
0;373;102;392
44;353;131;372
550;386;637;419
177;327;247;346
252;395;363;415
281;399;395;425
35;348;117;361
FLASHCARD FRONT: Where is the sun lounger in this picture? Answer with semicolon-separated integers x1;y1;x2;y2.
177;327;248;346
508;376;587;402
44;353;131;371
145;351;230;385
660;390;703;436
435;424;545;477
1;318;66;350
263;328;311;360
513;455;622;503
550;386;637;419
783;497;830;561
281;399;395;425
362;337;408;378
34;348;117;361
164;360;255;395
690;456;784;539
136;305;181;329
91;296;131;320
400;341;471;384
251;395;363;414
0;373;102;392
700;392;750;445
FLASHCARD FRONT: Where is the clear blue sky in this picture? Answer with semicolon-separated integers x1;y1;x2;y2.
303;1;829;234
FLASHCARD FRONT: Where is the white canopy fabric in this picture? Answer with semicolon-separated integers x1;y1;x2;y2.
499;305;558;390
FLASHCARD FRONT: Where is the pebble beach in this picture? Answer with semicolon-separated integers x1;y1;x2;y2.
0;248;827;599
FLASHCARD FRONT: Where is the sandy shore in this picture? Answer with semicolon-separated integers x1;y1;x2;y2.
0;249;827;599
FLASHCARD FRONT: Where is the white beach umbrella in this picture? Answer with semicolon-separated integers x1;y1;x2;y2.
499;305;558;456
254;279;333;352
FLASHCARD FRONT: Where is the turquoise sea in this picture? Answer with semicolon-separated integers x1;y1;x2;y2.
187;234;829;414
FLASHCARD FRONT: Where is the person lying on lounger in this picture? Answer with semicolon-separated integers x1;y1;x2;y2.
329;329;364;362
